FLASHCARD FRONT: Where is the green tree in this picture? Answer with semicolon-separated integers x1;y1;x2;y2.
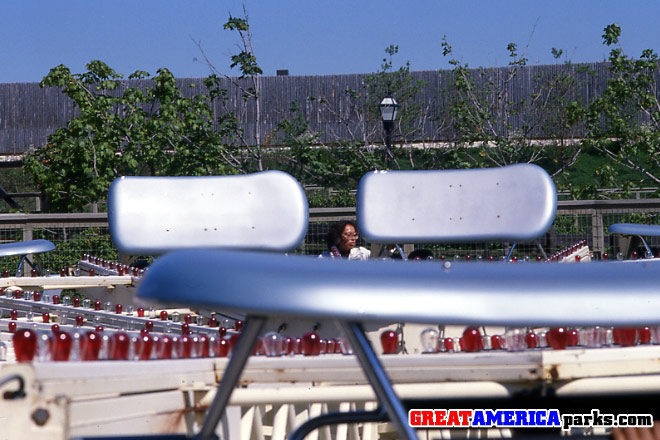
276;100;381;188
585;23;660;187
194;7;266;172
308;46;429;170
24;61;238;212
362;45;428;168
442;37;585;176
271;44;430;198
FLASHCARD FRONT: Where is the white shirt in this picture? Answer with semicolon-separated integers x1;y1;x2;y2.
319;247;371;261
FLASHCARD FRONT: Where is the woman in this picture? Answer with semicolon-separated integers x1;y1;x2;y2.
319;220;370;260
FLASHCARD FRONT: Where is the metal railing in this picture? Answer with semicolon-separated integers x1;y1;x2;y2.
0;199;658;273
0;213;110;274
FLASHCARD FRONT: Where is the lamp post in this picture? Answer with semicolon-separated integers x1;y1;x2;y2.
379;97;399;168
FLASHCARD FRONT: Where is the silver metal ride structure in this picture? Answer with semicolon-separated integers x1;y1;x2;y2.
1;165;660;439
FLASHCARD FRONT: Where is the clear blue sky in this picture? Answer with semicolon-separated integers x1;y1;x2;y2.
1;0;660;83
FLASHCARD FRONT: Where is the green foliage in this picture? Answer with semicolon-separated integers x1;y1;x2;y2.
275;100;385;188
23;16;660;213
223;15;262;80
602;24;621;46
551;48;564;60
0;228;115;275
320;140;383;187
553;214;590;235
276;100;322;182
362;46;429;168
217;10;265;171
24;62;238;212
554;144;651;200
306;189;355;208
223;16;249;32
441;37;585;175
0;168;40;212
607;211;659;226
0;256;23;276
308;45;429;171
34;228;117;272
584;23;660;187
228;51;262;78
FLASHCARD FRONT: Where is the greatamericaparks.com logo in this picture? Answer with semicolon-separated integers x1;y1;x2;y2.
408;409;653;431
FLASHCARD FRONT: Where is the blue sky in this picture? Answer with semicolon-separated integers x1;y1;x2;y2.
1;1;660;83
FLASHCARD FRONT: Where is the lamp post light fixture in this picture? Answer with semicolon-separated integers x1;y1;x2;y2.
379;97;399;168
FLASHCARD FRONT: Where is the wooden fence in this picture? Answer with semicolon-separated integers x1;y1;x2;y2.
0;62;619;154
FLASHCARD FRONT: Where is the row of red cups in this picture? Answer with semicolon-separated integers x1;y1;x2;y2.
379;325;660;355
10;326;352;362
82;254;144;277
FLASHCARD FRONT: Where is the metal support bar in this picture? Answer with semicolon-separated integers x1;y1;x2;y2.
396;322;408;354
395;244;407;260
591;209;605;255
638;235;654;258
0;184;22;210
340;321;418;440
535;240;548;260
195;315;266;440
16;256;27;277
289;407;388;440
15;255;41;277
506;243;517;261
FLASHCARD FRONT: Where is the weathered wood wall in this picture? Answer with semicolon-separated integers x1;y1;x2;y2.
0;63;614;155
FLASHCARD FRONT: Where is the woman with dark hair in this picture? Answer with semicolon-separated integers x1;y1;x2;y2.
319;220;371;260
